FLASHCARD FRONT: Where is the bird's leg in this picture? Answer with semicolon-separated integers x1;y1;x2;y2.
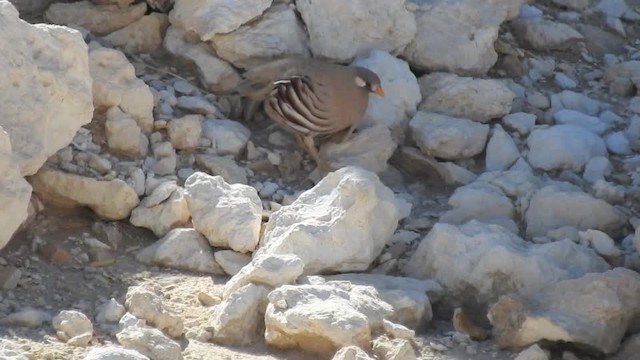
242;99;261;122
339;123;357;143
302;135;333;174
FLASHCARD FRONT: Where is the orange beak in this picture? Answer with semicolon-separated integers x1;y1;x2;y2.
372;85;385;97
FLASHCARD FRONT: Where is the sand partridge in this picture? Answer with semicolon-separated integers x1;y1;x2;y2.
222;57;385;167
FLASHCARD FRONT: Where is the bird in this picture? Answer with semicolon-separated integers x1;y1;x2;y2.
220;57;385;169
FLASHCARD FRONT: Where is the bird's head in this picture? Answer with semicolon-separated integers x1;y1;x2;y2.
353;67;385;97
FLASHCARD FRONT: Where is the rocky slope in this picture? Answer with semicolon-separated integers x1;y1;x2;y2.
2;0;640;359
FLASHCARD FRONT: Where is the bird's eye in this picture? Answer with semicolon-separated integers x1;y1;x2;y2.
354;76;367;87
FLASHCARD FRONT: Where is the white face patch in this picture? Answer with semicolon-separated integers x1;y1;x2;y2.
354;76;367;87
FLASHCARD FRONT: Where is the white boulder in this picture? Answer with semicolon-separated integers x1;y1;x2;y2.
418;72;515;123
296;0;415;62
30;168;140;220
166;115;202;150
553;109;609;135
129;182;190;237
526;125;607;172
52;310;93;347
1;2;93;176
404;221;610;308
409;112;489;160
403;0;525;75
201;119;250;157
124;286;183;338
89;47;154;133
184;172;262;253
135;229;224;275
485;125;520;171
209;284;269;346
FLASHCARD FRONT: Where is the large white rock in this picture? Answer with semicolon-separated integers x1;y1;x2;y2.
30;168;140;220
52;310;93;347
209;283;269;346
116;324;182;360
101;13;170;55
129;182;189;237
549;90;601;116
169;0;272;41
318;125;397;174
89;47;154;133
404;0;525;75
124;286;183;338
201;119;250;157
512;18;583;50
166;114;202;150
1;2;93;176
409;111;490;160
135;228;224;274
264;284;394;355
351;50;421;130
439;182;517;232
222;253;305;298
418;73;515;123
163;26;240;92
45;1;147;36
526;125;607;172
404;221;610;309
210;4;310;69
105;106;149;157
489;268;640;354
84;346;150;360
553;109;609;135
253;166;407;275
485;125;520;171
194;154;247;185
296;0;415;62
0;127;31;252
524;183;627;237
306;273;443;330
184;172;262;253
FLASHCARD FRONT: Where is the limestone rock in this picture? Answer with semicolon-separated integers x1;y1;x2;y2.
404;0;525;75
222;254;304;298
525;183;627;237
513;18;583;50
210;4;309;69
209;284;269;346
101;13;170;54
167;115;202;150
136;228;224;274
439;182;517;232
84;347;150;360
105;107;149;157
332;346;374;360
527;125;607;172
550;90;602;116
163;27;240;92
253;166;406;275
96;298;126;324
45;1;147;36
30;168;140;220
195;154;247;185
0;128;31;251
265;284;394;355
372;336;417;360
409;112;490;160
168;0;272;41
404;221;610;309
418;72;515;123
319;126;397;174
351;50;421;130
553;109;608;135
184;172;261;253
485;125;520;172
129;182;190;237
489;268;640;354
201;119;250;157
52;310;93;347
89;47;154;133
213;250;251;276
124;286;184;338
1;2;93;176
308;273;443;330
116;324;183;360
297;0;415;62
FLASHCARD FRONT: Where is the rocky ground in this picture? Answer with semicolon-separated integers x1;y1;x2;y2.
2;0;640;359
